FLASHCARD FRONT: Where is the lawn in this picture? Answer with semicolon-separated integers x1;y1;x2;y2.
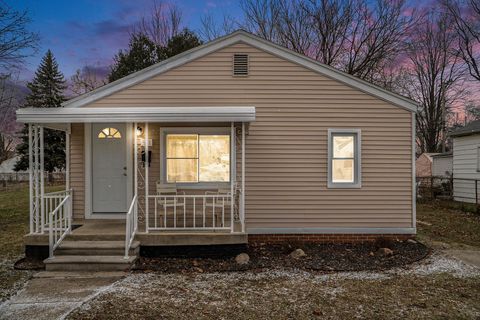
0;185;63;302
2;190;480;318
416;202;480;248
67;267;480;320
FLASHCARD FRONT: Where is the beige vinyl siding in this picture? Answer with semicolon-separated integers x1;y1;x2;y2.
74;42;413;229
70;123;85;220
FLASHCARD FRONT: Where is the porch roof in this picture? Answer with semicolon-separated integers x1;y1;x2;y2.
16;106;256;123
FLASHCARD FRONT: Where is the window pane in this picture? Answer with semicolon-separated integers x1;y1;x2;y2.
333;135;354;158
98;127;121;139
332;159;354;183
199;135;230;182
167;159;198;183
166;134;198;158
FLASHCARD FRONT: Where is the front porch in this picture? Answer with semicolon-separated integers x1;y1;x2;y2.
25;219;248;247
17;106;254;268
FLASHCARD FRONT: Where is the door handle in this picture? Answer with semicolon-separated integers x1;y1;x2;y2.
123;173;127;176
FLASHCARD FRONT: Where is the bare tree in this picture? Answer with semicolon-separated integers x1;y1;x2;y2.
443;0;480;81
402;12;465;153
0;4;39;70
341;0;417;82
135;0;182;47
199;13;237;42
0;74;22;162
238;0;415;83
70;65;107;96
0;5;37;162
240;0;282;42
301;0;354;64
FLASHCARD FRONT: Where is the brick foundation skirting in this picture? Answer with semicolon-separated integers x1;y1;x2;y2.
248;234;414;244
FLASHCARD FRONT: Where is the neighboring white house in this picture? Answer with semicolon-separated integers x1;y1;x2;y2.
0;156;29;181
416;152;452;178
431;153;453;177
0;156;19;173
451;120;480;204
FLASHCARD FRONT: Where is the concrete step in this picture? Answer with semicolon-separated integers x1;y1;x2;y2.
56;241;140;256
44;255;137;272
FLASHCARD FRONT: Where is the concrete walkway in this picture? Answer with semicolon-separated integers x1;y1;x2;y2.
445;249;480;269
0;271;124;320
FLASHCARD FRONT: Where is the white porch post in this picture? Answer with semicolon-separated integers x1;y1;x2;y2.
65;127;70;191
230;122;234;232
134;122;138;231
145;122;149;233
28;124;33;234
241;122;245;233
33;125;39;233
40;126;45;233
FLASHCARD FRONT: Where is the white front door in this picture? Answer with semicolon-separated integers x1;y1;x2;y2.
92;123;128;214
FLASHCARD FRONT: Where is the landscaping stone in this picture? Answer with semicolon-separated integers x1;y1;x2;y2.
235;253;250;265
290;249;307;259
407;239;417;244
377;248;394;256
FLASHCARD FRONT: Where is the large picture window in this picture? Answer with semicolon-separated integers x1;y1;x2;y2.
166;133;230;183
328;129;361;188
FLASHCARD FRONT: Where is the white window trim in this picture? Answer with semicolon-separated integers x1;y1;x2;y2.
160;127;231;189
327;128;362;189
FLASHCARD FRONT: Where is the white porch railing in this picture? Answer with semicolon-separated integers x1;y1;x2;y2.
146;194;235;231
124;195;138;259
48;192;72;258
42;189;72;234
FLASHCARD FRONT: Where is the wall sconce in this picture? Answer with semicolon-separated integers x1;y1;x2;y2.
136;126;143;137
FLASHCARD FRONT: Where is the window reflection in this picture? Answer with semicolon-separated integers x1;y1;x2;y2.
166;134;230;183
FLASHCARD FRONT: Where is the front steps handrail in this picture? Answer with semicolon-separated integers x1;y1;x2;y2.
125;195;138;259
48;192;72;258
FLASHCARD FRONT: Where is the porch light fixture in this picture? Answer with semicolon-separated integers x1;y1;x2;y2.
136;126;143;137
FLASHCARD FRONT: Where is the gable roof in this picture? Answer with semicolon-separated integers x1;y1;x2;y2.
63;30;418;112
450;120;480;137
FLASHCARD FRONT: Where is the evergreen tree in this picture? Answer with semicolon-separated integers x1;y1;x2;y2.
163;29;202;58
108;29;202;82
15;50;66;173
108;34;164;82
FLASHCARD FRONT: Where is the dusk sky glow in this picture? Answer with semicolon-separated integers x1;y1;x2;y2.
4;0;480;115
7;0;241;81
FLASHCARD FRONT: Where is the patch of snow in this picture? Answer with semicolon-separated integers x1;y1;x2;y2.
404;253;480;278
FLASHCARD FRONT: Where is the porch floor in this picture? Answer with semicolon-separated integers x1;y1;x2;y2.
25;220;247;247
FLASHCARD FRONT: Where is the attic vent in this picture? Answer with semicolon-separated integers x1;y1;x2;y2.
233;54;249;76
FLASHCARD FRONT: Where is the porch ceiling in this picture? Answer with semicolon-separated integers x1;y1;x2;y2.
16;106;256;123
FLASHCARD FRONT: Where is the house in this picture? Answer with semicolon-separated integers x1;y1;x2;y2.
416;152;453;178
16;30;417;271
0;156;29;182
431;153;453;177
416;153;437;177
451;120;480;204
